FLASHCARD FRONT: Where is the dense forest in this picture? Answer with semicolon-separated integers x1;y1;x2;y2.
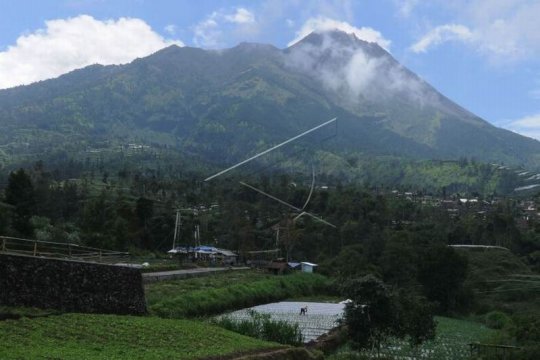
1;157;539;356
0;157;538;270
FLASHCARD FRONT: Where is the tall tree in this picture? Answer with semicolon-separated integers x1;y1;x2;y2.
418;245;469;313
342;275;435;355
5;169;36;236
341;275;397;354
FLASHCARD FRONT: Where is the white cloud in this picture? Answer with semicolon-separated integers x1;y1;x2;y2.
343;50;380;96
410;24;473;53
193;16;221;48
224;8;255;24
164;24;177;35
504;113;540;140
394;0;419;18
193;7;258;48
288;17;391;50
284;30;433;107
0;15;183;90
411;1;540;63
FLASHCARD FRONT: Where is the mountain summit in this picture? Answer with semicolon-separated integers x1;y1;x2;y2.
0;30;539;169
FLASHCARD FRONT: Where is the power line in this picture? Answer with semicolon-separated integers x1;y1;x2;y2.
204;117;337;181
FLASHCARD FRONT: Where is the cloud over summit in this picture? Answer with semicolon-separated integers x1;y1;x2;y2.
285;30;430;107
288;17;391;51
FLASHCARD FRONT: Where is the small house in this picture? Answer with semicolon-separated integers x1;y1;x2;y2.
267;258;288;275
301;262;318;273
287;262;301;270
215;248;238;265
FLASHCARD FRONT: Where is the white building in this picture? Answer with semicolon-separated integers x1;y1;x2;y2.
301;262;318;273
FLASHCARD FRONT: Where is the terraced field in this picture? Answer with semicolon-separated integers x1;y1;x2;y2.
332;316;498;360
0;313;280;360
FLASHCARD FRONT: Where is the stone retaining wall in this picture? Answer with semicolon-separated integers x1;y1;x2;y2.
0;253;146;315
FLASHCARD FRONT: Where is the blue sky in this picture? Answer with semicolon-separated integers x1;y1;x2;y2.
0;0;539;139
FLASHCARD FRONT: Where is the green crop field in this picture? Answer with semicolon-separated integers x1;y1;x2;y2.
331;316;498;360
0;313;280;360
0;271;330;359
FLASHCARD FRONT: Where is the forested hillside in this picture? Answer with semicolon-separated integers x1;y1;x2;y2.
1;159;537;260
1;31;540;173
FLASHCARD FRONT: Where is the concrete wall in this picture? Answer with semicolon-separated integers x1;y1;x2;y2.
0;253;146;315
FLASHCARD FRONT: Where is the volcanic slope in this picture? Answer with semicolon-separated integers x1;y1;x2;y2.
0;30;539;169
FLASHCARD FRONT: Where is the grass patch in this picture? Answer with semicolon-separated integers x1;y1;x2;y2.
0;306;60;319
213;310;304;346
0;313;279;360
147;271;331;318
458;248;540;316
145;269;268;305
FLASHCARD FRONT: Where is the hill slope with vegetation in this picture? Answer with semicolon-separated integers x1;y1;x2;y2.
1;31;540;173
0;314;281;360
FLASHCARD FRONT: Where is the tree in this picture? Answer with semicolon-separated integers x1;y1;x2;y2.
322;244;375;279
135;197;153;229
5;169;36;236
79;191;115;249
342;275;436;355
342;275;396;353
279;215;303;262
418;245;469;313
380;231;418;287
394;291;436;348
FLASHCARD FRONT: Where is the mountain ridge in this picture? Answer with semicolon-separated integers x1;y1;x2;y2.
0;30;539;171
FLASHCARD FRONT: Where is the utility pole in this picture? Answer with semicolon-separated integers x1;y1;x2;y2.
195;224;200;246
172;209;181;250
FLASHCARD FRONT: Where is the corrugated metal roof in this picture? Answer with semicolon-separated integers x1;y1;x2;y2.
216;248;238;257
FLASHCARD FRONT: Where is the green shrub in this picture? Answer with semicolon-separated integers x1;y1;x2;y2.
514;344;540;360
485;311;512;329
213;310;304;346
327;352;391;360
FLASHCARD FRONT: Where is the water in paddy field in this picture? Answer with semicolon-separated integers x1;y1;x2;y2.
223;301;346;342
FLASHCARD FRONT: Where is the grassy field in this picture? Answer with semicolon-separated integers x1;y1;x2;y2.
0;270;329;359
0;306;60;319
331;316;497;360
0;313;280;360
144;269;270;305
458;248;540;316
147;271;331;318
2;266;524;359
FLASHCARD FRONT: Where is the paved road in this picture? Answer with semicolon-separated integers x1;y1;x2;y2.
142;266;250;283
